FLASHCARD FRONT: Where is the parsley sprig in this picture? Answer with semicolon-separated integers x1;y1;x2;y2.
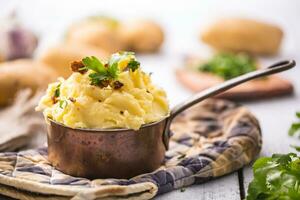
247;153;300;200
82;56;119;86
78;52;140;88
289;112;300;137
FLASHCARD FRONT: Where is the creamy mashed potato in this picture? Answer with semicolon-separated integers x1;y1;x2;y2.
36;53;169;130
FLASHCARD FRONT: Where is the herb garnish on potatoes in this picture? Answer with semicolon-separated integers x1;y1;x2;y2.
36;51;169;130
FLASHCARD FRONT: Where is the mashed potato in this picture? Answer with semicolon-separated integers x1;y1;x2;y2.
36;53;169;130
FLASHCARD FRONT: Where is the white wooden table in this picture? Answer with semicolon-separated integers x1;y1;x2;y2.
1;0;300;199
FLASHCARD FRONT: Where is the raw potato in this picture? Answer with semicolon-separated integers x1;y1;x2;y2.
65;19;125;53
201;18;283;55
0;59;57;106
121;20;164;52
39;43;108;78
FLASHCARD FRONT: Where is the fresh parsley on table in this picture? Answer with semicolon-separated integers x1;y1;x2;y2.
247;153;300;200
198;53;256;80
289;112;300;137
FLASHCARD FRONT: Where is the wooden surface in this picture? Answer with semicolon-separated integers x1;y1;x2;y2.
1;0;300;199
157;173;242;200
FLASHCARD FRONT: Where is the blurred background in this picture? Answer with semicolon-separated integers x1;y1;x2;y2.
0;0;297;98
0;0;299;105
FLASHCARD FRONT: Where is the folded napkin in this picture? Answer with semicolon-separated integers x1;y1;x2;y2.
0;99;261;199
0;90;46;152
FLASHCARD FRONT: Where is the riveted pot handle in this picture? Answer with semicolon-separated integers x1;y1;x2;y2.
162;60;296;150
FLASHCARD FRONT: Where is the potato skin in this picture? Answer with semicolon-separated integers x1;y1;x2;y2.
201;18;283;55
121;20;164;53
65;20;125;53
39;43;108;78
0;59;57;106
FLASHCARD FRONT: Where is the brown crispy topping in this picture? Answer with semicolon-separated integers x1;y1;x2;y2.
112;81;124;89
120;111;124;115
71;61;87;74
51;96;58;104
68;97;76;103
100;80;110;88
91;79;110;88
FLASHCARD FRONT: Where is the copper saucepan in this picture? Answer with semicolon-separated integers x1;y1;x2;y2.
47;60;295;179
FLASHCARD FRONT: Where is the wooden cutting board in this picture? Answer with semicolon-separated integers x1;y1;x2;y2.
176;58;293;100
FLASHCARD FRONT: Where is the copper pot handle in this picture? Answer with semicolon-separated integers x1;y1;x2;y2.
162;60;296;149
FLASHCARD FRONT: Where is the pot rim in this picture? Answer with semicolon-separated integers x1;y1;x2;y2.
47;116;169;134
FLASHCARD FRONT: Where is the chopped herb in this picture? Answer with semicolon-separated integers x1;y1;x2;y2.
59;100;68;109
289;112;300;137
52;83;61;104
81;52;140;88
108;51;138;72
246;153;300;200
291;145;300;152
127;60;140;72
180;188;186;192
54;83;61;98
199;53;256;80
82;56;106;74
82;56;116;87
88;73;110;87
107;62;119;79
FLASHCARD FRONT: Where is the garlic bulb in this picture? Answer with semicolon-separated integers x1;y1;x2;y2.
0;14;38;62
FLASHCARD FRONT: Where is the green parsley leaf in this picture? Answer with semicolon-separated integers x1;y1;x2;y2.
289;112;300;137
81;52;139;88
247;153;300;200
82;56;106;74
88;73;108;86
199;53;256;80
289;123;300;137
107;62;119;79
54;83;61;98
291;145;300;152
59;100;68;109
127;60;140;72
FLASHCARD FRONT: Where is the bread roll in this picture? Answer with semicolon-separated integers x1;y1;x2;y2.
65;18;125;53
0;59;57;106
39;43;108;78
121;20;164;52
201;18;283;55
